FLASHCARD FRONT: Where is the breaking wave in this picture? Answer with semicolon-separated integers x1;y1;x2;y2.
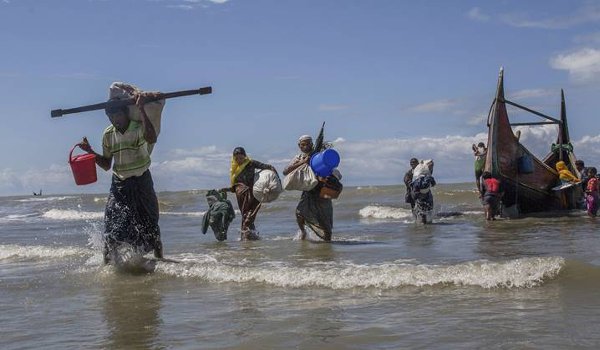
42;209;104;221
0;244;91;261
359;205;413;220
156;255;564;289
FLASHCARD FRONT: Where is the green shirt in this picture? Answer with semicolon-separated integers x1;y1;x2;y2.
102;121;152;180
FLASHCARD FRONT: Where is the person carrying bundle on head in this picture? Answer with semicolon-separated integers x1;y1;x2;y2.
78;82;165;264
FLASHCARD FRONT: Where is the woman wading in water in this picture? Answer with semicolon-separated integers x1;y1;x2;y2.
222;147;277;240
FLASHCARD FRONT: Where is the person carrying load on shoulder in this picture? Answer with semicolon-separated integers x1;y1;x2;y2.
472;142;487;196
480;171;504;221
555;161;580;184
410;159;436;224
283;128;342;242
585;167;599;217
220;147;277;241
404;158;419;210
78;82;165;264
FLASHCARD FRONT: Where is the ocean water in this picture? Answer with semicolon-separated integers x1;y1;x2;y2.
2;183;600;349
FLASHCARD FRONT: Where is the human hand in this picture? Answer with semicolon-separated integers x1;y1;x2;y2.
79;137;93;153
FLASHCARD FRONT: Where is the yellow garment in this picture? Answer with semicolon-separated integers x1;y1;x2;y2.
555;161;579;182
230;156;251;185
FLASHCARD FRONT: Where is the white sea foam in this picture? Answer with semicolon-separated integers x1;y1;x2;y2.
359;205;413;220
14;196;75;203
0;213;37;223
161;211;206;217
42;209;104;221
156;256;564;289
0;244;91;261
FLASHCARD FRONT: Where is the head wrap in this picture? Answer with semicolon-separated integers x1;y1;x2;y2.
298;135;313;143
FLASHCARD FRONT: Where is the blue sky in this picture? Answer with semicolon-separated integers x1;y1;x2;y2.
1;0;600;195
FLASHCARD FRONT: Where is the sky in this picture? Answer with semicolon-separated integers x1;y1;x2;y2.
1;0;600;195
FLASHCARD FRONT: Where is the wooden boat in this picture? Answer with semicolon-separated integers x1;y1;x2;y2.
484;69;582;216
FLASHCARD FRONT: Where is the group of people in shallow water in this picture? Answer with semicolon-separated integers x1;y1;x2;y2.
75;83;598;264
77;88;340;263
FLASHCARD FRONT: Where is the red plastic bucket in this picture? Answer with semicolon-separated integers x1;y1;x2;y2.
69;144;97;185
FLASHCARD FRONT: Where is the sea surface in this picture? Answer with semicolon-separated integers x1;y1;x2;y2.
1;183;600;349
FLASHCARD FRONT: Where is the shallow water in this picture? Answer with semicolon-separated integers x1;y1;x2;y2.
2;184;600;349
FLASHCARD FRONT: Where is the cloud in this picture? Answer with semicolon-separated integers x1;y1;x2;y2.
550;47;600;83
500;2;600;29
467;7;489;22
8;127;600;195
407;99;458;113
467;113;487;126
509;88;555;100
318;104;349;112
162;0;229;10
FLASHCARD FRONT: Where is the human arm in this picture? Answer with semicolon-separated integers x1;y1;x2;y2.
135;92;159;144
282;156;309;176
252;160;278;174
79;137;112;171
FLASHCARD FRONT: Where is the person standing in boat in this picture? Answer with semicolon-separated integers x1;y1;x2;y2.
472;142;487;196
480;171;503;221
221;147;277;240
404;158;419;210
283;135;339;241
79;91;164;264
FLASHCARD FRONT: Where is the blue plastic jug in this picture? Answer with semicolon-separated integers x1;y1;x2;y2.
310;149;340;177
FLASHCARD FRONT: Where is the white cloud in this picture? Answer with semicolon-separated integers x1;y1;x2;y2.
467;7;489;22
550;47;600;83
407;99;458;113
467;113;487;126
7;127;600;195
509;88;555;100
501;3;600;29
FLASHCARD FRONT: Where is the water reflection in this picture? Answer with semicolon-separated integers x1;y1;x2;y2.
101;275;162;349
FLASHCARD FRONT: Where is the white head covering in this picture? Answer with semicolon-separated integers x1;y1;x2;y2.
298;135;312;143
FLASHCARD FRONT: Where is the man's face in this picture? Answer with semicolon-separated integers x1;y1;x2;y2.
577;164;584;172
107;111;129;133
298;140;313;154
410;160;419;169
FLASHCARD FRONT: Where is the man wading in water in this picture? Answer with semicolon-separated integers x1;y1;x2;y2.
283;135;336;241
79;90;164;264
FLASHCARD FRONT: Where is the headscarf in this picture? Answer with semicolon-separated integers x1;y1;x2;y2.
230;147;251;186
298;135;313;143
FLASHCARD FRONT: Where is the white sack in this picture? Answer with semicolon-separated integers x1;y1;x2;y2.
253;170;283;203
283;163;318;191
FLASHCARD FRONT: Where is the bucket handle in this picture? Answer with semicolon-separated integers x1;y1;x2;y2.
68;144;88;164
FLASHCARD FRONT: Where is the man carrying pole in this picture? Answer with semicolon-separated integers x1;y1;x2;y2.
78;85;165;264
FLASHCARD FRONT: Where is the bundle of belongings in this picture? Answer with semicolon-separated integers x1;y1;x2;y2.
202;190;236;241
410;159;436;223
109;82;165;154
253;169;283;203
283;161;318;191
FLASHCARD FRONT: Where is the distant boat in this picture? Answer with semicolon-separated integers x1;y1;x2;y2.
484;68;582;216
33;189;42;196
